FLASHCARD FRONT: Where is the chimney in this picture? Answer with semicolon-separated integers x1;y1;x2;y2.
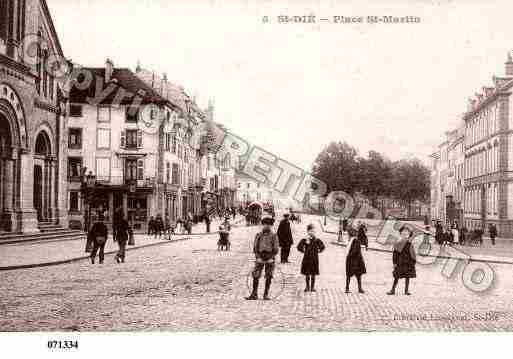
135;60;142;73
105;58;114;82
505;52;513;77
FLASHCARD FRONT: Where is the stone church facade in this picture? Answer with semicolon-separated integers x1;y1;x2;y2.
0;0;67;233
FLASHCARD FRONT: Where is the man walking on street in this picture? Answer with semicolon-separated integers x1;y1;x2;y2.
205;213;211;233
277;212;293;263
489;223;497;246
246;215;279;300
89;214;108;264
114;215;131;263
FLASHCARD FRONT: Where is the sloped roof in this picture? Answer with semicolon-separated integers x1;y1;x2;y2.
136;68;205;118
69;67;168;105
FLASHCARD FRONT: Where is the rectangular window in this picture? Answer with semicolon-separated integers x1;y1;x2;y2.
69;104;83;117
95;157;111;182
125;130;138;149
171;136;177;154
165;133;170;151
68;157;82;181
125;159;138;182
97;128;111;149
68;128;82;149
98;106;110;122
69;191;80;212
137;159;144;180
166;162;170;183
172;163;180;185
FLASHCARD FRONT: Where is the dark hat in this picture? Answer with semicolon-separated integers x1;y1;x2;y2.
261;216;275;225
283;213;290;217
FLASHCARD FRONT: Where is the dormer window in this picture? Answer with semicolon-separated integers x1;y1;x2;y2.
126;106;139;123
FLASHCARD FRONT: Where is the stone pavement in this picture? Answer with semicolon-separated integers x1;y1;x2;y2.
1;220;513;331
0;216;243;269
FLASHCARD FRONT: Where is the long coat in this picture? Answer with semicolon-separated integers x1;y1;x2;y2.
115;219;130;243
357;225;368;247
277;219;293;247
346;237;366;277
392;240;416;279
297;236;325;275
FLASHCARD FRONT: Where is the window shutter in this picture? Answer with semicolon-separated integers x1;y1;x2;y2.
120;130;126;149
137;159;144;180
137;130;143;148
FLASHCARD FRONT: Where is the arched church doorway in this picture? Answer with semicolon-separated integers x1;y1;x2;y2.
0;114;13;230
34;131;53;222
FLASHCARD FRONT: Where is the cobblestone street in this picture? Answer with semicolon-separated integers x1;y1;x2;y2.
1;221;513;331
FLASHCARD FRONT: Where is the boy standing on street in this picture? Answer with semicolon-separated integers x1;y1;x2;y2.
246;215;279;301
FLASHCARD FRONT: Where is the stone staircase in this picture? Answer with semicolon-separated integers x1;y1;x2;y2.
0;222;86;245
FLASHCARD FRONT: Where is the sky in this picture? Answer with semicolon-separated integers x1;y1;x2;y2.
47;0;513;170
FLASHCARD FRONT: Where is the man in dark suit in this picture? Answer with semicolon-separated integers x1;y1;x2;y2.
277;213;293;263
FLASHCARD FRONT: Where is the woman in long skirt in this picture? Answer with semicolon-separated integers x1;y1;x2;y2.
345;228;368;293
387;225;416;295
297;224;325;292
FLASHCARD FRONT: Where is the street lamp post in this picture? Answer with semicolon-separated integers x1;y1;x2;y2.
81;169;97;233
337;217;343;243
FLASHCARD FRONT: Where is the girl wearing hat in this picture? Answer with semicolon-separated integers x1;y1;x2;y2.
387;225;417;295
297;224;325;292
345;227;368;293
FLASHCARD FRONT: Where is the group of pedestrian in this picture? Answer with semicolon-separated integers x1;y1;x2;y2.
217;216;232;251
88;207;132;264
433;220;498;247
245;213;418;300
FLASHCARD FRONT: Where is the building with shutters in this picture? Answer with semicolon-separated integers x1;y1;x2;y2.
65;60;171;232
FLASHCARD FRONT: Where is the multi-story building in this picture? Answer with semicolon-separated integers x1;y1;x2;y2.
135;67;236;220
432;53;513;236
0;0;68;234
431;125;469;226
65;60;171;232
462;55;513;235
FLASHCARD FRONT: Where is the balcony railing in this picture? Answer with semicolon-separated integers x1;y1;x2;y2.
84;175;156;188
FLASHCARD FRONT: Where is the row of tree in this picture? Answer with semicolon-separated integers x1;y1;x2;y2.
311;141;430;217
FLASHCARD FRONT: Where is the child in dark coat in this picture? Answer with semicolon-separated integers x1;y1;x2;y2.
345;228;368;293
387;225;417;295
297;224;325;292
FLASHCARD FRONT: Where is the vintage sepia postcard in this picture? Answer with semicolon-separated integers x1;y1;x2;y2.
1;0;512;357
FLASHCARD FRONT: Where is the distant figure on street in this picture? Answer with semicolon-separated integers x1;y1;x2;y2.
297;223;325;292
89;214;108;265
205;213;211;233
387;226;416;295
114;215;131;263
345;227;367;294
435;221;443;245
147;216;155;236
452;225;459;245
112;206;123;240
277;213;293;263
489;223;497;246
460;226;467;246
245;216;279;300
155;214;164;239
217;224;230;251
164;214;170;238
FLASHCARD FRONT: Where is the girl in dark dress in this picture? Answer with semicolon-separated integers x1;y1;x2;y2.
297;224;325;292
387;225;417;295
345;228;368;293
